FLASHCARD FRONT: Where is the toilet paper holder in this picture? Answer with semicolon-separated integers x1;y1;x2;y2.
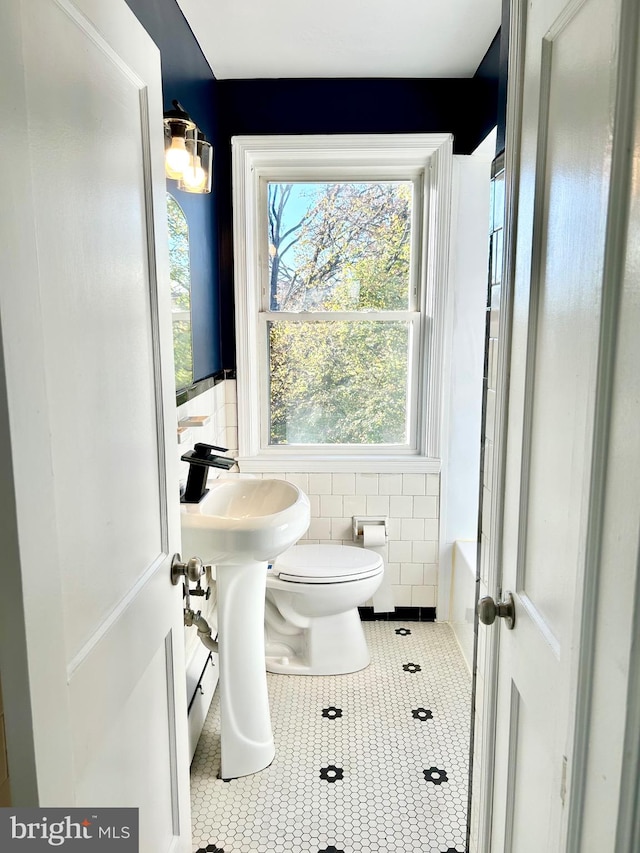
352;516;388;542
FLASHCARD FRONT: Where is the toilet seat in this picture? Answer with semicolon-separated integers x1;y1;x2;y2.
271;544;383;584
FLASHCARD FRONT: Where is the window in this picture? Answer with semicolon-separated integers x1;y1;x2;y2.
232;135;453;473
166;193;193;392
267;179;417;447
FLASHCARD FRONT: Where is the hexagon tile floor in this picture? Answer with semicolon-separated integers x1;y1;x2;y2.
190;621;471;853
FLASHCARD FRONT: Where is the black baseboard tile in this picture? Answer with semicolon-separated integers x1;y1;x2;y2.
358;606;436;623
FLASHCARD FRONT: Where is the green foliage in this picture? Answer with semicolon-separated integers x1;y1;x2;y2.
167;194;191;311
173;320;193;392
269;321;409;444
167;194;193;390
267;182;413;445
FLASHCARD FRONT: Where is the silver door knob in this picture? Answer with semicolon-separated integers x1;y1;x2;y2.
171;553;204;585
478;592;515;629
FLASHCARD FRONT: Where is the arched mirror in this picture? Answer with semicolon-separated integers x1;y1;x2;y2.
166;192;193;392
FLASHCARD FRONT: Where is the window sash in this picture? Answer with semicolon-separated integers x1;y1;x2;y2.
257;175;425;454
259;175;424;314
258;312;424;454
260;311;419;323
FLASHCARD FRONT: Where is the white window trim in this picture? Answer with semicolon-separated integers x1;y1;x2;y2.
232;134;453;474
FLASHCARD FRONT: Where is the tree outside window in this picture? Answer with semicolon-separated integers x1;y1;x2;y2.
167;193;193;392
266;181;416;446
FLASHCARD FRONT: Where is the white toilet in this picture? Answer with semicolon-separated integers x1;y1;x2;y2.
264;544;384;675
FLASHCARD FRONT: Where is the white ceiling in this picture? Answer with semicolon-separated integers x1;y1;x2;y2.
176;0;502;80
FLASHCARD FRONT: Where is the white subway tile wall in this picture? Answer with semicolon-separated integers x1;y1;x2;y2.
176;381;234;487
177;380;441;612
293;469;440;610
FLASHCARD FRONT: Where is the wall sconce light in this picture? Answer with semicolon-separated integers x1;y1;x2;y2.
163;100;212;194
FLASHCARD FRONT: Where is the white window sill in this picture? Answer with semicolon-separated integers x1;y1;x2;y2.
236;454;441;474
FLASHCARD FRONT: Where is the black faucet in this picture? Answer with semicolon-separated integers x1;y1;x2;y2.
180;443;235;503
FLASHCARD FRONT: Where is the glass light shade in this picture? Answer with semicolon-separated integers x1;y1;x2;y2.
178;138;212;194
181;154;205;190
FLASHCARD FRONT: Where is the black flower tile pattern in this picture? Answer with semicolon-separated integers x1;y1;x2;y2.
195;846;224;853
441;848;464;853
321;706;342;719
424;766;449;785
395;627;412;636
191;622;471;852
319;846;344;853
402;662;422;673
412;707;434;721
319;764;344;782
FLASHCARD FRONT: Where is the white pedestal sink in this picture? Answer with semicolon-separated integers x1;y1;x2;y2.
180;477;310;779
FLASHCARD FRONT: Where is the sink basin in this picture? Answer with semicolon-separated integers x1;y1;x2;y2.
180;477;310;565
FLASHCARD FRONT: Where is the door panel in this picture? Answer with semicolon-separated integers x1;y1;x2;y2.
520;0;613;642
0;1;191;850
490;0;619;848
76;638;179;849
23;0;166;657
507;684;556;853
67;567;180;782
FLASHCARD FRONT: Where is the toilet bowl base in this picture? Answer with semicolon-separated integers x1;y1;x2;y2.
265;608;371;675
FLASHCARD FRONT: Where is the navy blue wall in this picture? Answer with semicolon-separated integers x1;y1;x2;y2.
125;0;222;383
496;0;510;154
474;27;505;155
215;75;499;367
217;78;497;152
474;29;501;85
125;0;503;376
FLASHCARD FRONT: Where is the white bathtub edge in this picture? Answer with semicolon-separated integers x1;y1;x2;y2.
449;540;477;672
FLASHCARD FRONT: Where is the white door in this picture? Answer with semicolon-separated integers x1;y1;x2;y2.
485;0;640;849
0;1;191;851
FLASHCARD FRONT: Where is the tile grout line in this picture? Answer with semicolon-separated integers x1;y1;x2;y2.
191;622;470;853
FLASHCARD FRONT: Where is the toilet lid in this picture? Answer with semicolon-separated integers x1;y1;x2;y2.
272;544;384;584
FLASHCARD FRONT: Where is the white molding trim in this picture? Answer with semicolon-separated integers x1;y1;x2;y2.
232;134;454;469
568;0;640;849
616;564;640;853
435;155;458;621
232;137;261;460
423;138;454;459
613;5;640;850
473;0;528;850
236;454;441;474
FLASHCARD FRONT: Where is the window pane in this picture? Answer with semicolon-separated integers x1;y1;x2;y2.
172;319;193;391
268;321;410;445
267;182;413;312
167;193;193;391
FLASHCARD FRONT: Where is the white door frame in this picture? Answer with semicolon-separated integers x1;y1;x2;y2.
471;0;526;843
473;0;640;850
564;0;640;847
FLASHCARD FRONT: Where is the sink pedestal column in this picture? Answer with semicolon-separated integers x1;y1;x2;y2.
216;560;274;779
